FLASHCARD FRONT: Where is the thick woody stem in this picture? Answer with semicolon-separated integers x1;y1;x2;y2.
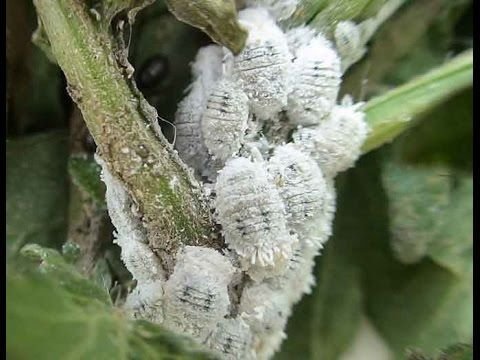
33;0;217;264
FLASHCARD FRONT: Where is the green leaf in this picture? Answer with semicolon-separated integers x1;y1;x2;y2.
339;153;473;359
427;175;472;276
20;243;112;305
406;342;473;360
68;155;106;207
7;269;217;360
363;49;472;153
382;162;472;275
164;0;247;54
6;131;69;256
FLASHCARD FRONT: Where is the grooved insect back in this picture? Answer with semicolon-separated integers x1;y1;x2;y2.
215;157;296;267
292;99;369;178
268;144;328;227
231;8;292;120
287;36;342;126
205;318;255;360
201;78;249;163
175;45;224;173
163;246;235;338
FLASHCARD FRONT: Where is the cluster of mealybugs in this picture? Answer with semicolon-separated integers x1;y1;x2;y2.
100;3;370;360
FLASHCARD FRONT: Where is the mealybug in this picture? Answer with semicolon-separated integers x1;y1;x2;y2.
239;282;291;360
267;143;330;247
175;45;224;173
228;8;292;120
201;78;250;163
215;156;297;268
244;0;299;21
292;97;369;178
287;35;342;126
124;280;164;324
163;246;235;339
205;318;254;360
334;20;366;72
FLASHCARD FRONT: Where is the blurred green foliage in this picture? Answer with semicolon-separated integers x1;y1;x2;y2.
6;0;472;359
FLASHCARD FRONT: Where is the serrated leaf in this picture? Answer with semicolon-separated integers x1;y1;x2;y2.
68;155;106;207
363;49;472;153
7;269;217;360
6;131;69;256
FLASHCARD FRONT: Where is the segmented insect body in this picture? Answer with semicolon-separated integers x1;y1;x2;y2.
205;318;255;360
287;35;342;126
175;45;224;173
334;20;366;72
201;78;250;163
124;280;164;323
163;246;235;339
239;282;291;360
292;97;369;178
245;0;299;21
215;157;297;268
285;26;316;57
267;143;330;247
230;8;292;120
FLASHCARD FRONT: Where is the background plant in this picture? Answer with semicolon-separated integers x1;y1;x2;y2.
6;0;472;359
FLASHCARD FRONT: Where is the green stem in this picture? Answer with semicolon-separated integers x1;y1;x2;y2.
33;0;216;259
363;50;473;153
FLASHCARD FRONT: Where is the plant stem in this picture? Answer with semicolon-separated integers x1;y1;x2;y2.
33;0;216;260
363;49;473;153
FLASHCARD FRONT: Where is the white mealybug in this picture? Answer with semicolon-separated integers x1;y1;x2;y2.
204;318;255;360
285;26;316;57
123;280;164;324
334;20;366;72
266;245;316;305
228;8;292;120
239;282;291;360
245;0;299;21
293;97;369;178
267;143;330;248
201;78;250;163
287;35;342;126
215;156;297;268
175;45;224;173
163;246;235;339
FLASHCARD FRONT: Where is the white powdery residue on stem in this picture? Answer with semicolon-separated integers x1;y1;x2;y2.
97;156;166;284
